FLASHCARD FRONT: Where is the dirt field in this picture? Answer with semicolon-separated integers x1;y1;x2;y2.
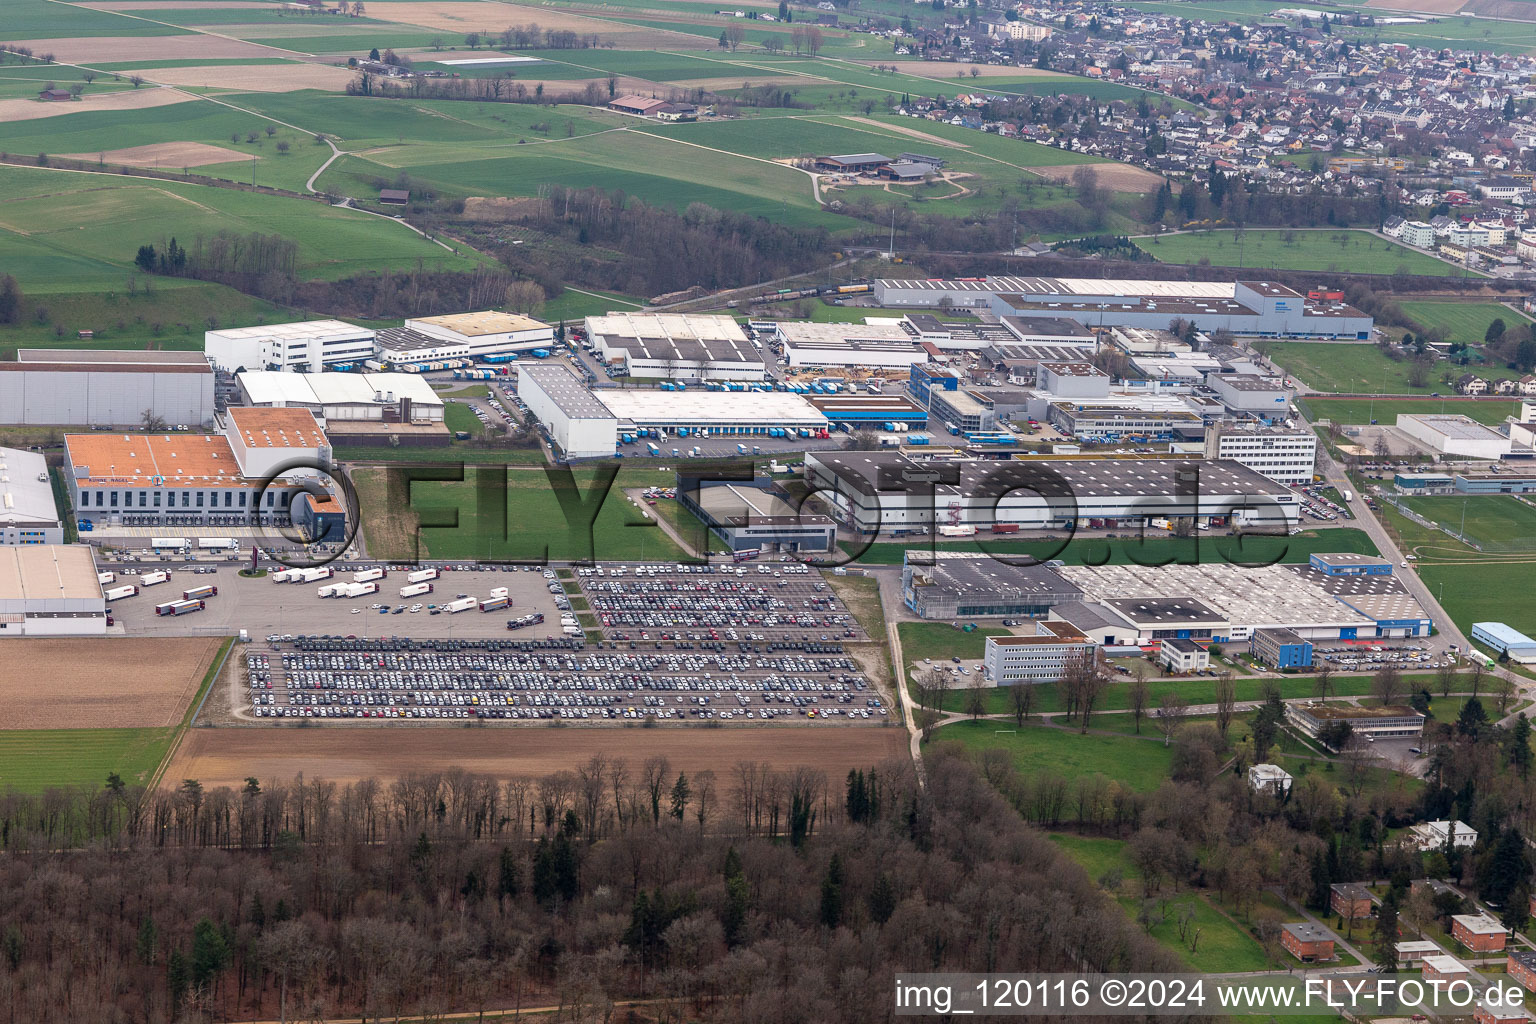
166;725;909;788
862;61;1060;78
134;62;356;91
1029;160;1165;192
0;637;219;730
7;35;292;61
60;141;247;168
374;1;709;48
0;86;196;124
1461;0;1535;17
461;195;543;220
844;115;969;149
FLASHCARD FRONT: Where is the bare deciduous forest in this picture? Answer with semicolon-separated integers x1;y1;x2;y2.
0;751;1175;1023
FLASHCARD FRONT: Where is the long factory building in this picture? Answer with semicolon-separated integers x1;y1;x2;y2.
899;551;1431;640
872;277;1373;340
803;450;1300;534
585;314;764;380
0;349;215;428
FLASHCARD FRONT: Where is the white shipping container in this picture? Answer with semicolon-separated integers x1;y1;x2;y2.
399;582;434;598
344;581;379;597
353;568;385;583
489;587;508;599
150;538;187;550
298;567;334;582
936;525;976;537
318;583;347;598
270;569;298;583
406;568;440;583
198;537;236;550
140;571;170;586
97;571;115;585
104;585;138;601
445;597;477;613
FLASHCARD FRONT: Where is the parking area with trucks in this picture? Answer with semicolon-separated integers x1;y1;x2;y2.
110;565;569;640
573;562;869;644
244;635;887;724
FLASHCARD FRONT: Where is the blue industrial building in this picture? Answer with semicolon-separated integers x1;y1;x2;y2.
1251;628;1314;669
1309;552;1394;576
1472;621;1536;663
1394;472;1456;494
907;364;961;407
1454;472;1536;494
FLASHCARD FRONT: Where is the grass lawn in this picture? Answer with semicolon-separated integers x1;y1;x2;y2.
853;527;1379;568
1136;229;1457;276
1398;300;1533;350
929;718;1174;791
1267;342;1449;395
0;728;175;793
442;402;484;437
1048;833;1132;880
1417;560;1536;637
1298;396;1518;426
1399;495;1536;553
1132;891;1283;972
353;465;687;562
0;163;484;293
542;287;643;322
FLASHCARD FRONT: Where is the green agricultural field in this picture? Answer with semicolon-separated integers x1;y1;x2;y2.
0;164;484;291
1401;495;1536;553
353;465;687;562
0;728;175;793
1135;229;1458;276
1298;396;1518;425
852;526;1379;568
0;0;194;37
1262;341;1520;395
930;719;1174;791
1398;300;1534;348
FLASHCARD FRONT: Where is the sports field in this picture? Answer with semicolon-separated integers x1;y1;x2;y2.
1418;560;1536;636
1299;396;1518;425
353;465;689;562
1135;229;1458;276
1398;300;1534;348
1400;495;1536;552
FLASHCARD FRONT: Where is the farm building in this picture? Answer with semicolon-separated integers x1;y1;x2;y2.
379;188;410;205
813;153;892;173
676;478;836;554
402;311;555;360
0;349;215;428
776;322;923;369
205;320;376;373
0;447;63;545
516;364;618;461
900;553;1084;620
608;95;668;116
236;371;444;424
584;313;763;381
0;545;106;637
872;277;1373;340
1396;414;1513;460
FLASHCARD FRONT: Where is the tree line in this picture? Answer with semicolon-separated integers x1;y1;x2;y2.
0;752;1177;1022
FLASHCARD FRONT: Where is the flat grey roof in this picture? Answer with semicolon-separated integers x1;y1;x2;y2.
986;343;1098;365
17;348;209;365
1291;565;1408;598
1107;597;1227;626
1162;637;1205;652
1399;414;1509;441
519;364;614;420
1212;373;1285;392
375;326;460;353
905;553;1084;602
0;447;60;527
1000;315;1097;340
1254;626;1306;645
1312;552;1392;567
696;483;832;527
587;313;758;366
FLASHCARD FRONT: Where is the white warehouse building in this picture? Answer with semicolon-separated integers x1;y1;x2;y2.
0;545;107;636
205;320;376;373
585;313;764;380
1396;414;1513;459
775;322;924;369
0;447;63;545
237;371;445;424
517;364;618;460
0;349;215;427
403;311;555;358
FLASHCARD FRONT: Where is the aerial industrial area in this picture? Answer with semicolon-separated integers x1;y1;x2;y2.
15;0;1536;1017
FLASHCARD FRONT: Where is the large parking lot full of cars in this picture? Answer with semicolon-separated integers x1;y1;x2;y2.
246;633;886;724
574;561;869;643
